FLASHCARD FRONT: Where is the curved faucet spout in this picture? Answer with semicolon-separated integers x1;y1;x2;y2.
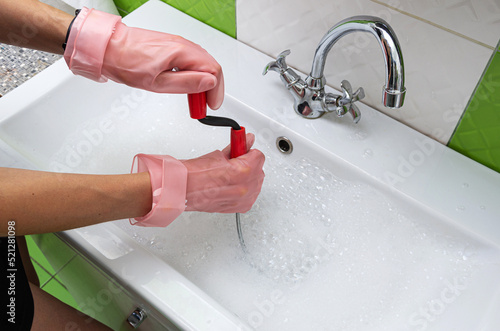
263;15;406;121
308;16;406;108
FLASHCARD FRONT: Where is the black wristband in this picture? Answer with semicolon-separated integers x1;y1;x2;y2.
62;9;81;51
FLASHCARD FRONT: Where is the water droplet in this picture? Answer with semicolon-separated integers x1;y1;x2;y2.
456;205;465;212
354;131;368;140
462;183;469;189
363;149;373;158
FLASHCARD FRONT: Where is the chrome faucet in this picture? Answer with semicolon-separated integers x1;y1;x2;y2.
263;16;406;123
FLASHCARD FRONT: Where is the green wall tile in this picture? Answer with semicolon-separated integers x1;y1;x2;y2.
113;0;236;38
113;0;148;14
26;235;57;275
448;50;500;173
30;233;76;273
26;235;79;309
42;278;80;310
31;260;52;287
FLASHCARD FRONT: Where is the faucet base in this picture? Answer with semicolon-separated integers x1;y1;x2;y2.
305;75;326;91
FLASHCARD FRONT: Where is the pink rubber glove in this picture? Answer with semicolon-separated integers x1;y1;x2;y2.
130;134;265;227
64;7;224;109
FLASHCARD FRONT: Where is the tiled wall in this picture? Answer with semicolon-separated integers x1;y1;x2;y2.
236;0;498;142
114;0;500;173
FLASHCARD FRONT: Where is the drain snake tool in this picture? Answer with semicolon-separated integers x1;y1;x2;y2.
188;92;248;252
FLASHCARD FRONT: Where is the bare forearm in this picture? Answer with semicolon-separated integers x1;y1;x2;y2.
0;168;152;235
0;0;74;54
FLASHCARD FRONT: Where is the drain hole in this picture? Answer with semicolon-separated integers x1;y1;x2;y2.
276;136;293;154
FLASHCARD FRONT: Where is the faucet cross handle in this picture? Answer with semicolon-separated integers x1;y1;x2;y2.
263;50;306;91
336;80;365;123
263;50;291;75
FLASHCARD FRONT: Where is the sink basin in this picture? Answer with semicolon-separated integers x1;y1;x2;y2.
1;1;499;330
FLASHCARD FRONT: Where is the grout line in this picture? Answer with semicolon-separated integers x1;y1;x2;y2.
40;276;52;289
43;274;69;291
370;0;495;50
30;257;54;281
30;259;59;289
53;254;77;276
35;255;76;289
115;6;130;17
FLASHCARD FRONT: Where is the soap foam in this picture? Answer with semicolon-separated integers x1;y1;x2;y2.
50;94;500;330
115;146;495;330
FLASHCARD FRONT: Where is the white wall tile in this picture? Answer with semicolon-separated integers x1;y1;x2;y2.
236;0;496;144
375;0;500;48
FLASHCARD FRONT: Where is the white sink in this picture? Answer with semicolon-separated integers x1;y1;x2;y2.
1;1;500;330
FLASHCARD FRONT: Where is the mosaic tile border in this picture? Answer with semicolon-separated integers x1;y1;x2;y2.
0;44;61;97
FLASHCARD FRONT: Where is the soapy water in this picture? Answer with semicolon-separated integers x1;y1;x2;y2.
118;149;498;331
49;94;500;330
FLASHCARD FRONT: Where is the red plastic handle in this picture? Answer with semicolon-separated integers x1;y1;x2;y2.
188;92;207;119
230;127;247;159
189;92;247;159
